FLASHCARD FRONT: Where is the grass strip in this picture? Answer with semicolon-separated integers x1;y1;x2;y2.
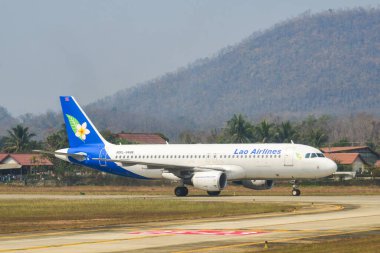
252;233;380;253
0;198;295;234
1;185;380;196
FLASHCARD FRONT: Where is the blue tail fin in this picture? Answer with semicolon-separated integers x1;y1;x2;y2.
60;96;108;148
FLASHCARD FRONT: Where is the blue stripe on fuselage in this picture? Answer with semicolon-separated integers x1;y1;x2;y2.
67;145;149;180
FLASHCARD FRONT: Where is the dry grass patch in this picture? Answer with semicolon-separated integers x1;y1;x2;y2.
251;233;380;253
0;185;379;196
0;198;295;234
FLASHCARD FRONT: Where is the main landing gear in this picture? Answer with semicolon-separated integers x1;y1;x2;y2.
291;180;301;196
207;191;221;196
174;186;188;197
174;187;221;197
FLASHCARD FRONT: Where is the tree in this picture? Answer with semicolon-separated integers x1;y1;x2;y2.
332;138;352;147
275;121;297;143
3;125;36;153
255;120;274;143
45;124;68;150
306;128;328;148
225;114;253;143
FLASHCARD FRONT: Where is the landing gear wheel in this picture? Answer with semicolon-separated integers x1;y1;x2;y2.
174;186;188;197
207;191;221;196
292;189;301;196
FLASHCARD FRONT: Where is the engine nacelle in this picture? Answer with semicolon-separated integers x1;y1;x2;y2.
191;171;227;191
241;180;274;190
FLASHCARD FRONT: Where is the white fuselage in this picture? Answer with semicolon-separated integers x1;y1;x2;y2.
98;143;337;180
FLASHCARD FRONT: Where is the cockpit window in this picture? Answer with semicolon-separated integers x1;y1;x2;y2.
317;153;325;157
311;153;317;158
305;153;310;158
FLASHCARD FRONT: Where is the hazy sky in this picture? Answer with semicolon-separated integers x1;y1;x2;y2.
1;0;379;116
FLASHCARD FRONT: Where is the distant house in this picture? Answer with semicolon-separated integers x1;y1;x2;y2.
320;146;380;165
324;153;367;173
0;153;53;179
116;133;168;144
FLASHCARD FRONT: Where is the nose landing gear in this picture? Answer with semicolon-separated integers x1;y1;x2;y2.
291;180;301;196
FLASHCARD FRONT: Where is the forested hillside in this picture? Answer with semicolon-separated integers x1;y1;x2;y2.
1;8;380;140
0;106;18;136
87;8;380;138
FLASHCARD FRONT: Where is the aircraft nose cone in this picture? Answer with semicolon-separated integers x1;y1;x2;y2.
327;159;338;174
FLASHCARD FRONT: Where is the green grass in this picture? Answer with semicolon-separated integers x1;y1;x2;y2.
1;185;379;196
252;234;380;253
0;198;295;234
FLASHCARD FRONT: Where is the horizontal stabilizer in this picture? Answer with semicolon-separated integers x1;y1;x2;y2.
33;150;87;161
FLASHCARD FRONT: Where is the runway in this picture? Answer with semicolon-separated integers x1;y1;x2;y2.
0;195;379;252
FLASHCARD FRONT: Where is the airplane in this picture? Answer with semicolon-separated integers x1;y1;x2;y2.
35;96;337;197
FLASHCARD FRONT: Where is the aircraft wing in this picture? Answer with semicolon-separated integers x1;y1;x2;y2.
91;157;227;171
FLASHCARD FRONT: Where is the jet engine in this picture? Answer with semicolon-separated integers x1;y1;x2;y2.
190;171;227;191
239;180;274;190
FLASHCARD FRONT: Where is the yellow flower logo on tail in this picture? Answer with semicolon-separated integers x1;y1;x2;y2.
75;122;90;141
66;114;91;141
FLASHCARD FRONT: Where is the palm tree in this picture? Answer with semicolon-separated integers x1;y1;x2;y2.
255;120;274;143
3;125;36;153
276;121;297;143
307;128;328;148
226;114;253;143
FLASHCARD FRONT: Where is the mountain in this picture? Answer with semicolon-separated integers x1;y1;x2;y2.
2;8;380;140
87;8;380;139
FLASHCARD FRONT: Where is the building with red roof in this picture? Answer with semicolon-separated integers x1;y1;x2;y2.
324;153;367;173
321;146;380;165
116;133;168;144
0;153;53;179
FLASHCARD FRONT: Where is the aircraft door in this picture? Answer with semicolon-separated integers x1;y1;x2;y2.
283;149;294;166
99;148;107;167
